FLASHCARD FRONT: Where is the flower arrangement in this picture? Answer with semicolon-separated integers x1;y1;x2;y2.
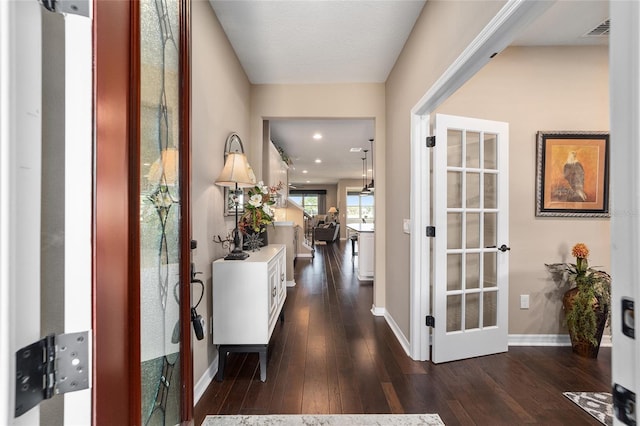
547;243;611;348
238;181;282;233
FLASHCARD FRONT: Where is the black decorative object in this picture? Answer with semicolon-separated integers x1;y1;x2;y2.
243;228;268;251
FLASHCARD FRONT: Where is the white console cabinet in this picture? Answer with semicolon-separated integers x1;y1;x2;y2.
212;244;286;381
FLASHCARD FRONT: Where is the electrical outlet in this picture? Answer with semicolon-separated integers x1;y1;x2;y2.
520;294;530;309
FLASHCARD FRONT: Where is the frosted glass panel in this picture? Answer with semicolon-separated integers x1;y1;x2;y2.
140;0;182;424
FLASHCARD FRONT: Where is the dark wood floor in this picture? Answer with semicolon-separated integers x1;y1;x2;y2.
195;239;611;425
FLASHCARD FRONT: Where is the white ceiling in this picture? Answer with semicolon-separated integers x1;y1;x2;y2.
209;0;427;85
210;0;609;186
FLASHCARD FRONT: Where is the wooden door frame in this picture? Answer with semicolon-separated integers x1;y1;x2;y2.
93;0;192;424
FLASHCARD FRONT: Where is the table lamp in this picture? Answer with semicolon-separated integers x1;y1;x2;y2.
215;134;256;260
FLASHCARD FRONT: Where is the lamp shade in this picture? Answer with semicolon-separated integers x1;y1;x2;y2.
328;207;338;214
215;152;256;188
147;147;179;184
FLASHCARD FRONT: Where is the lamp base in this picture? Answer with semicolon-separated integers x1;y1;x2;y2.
224;251;249;261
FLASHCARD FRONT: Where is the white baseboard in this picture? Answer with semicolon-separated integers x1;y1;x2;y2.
370;304;385;316
370;305;412;357
194;354;219;405
383;310;412;357
508;334;612;347
297;253;313;258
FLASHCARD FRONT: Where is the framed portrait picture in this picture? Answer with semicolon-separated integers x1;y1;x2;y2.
224;187;245;217
535;131;609;217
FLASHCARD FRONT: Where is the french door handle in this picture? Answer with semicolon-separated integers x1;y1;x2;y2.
498;244;510;252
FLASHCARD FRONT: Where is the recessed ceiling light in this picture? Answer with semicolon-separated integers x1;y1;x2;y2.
313;133;322;140
350;148;362;152
306;180;311;183
315;159;322;163
302;170;308;174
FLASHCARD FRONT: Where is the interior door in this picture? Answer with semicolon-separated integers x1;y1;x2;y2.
0;1;92;424
432;113;509;364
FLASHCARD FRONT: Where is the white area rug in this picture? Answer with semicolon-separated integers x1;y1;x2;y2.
202;414;445;426
563;392;613;426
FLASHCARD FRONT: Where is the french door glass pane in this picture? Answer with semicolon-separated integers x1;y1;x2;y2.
466;253;480;289
466;212;480;248
484;252;497;287
465;293;480;329
447;129;463;167
447;254;462;291
447;171;462;208
484;291;498;327
466;131;480;168
484;133;497;169
447;213;462;249
447;295;462;332
484;212;497;248
466;172;480;208
484;173;497;209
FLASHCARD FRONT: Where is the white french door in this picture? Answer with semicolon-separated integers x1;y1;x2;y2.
432;114;509;363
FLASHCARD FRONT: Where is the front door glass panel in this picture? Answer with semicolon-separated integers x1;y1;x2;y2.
140;0;182;424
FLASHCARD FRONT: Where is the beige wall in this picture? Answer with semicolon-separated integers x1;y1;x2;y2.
385;0;507;337
250;84;387;308
191;0;251;385
438;45;610;335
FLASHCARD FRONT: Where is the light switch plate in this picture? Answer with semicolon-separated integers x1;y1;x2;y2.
403;219;410;234
520;294;530;309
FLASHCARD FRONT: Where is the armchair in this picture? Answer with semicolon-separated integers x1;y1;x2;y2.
314;222;340;243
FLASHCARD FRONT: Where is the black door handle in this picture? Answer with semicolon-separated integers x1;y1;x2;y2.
498;244;510;252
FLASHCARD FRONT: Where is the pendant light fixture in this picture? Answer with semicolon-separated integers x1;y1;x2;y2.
367;138;375;192
361;150;371;195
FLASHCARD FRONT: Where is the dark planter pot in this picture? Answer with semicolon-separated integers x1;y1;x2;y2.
243;228;268;251
562;287;608;358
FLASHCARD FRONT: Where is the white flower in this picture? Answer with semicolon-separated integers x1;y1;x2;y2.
248;194;263;207
262;204;272;217
256;181;268;194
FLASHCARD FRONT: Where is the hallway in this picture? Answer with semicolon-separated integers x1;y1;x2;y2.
195;240;610;425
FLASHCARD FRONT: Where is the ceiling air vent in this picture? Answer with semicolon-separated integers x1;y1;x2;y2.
584;19;610;37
